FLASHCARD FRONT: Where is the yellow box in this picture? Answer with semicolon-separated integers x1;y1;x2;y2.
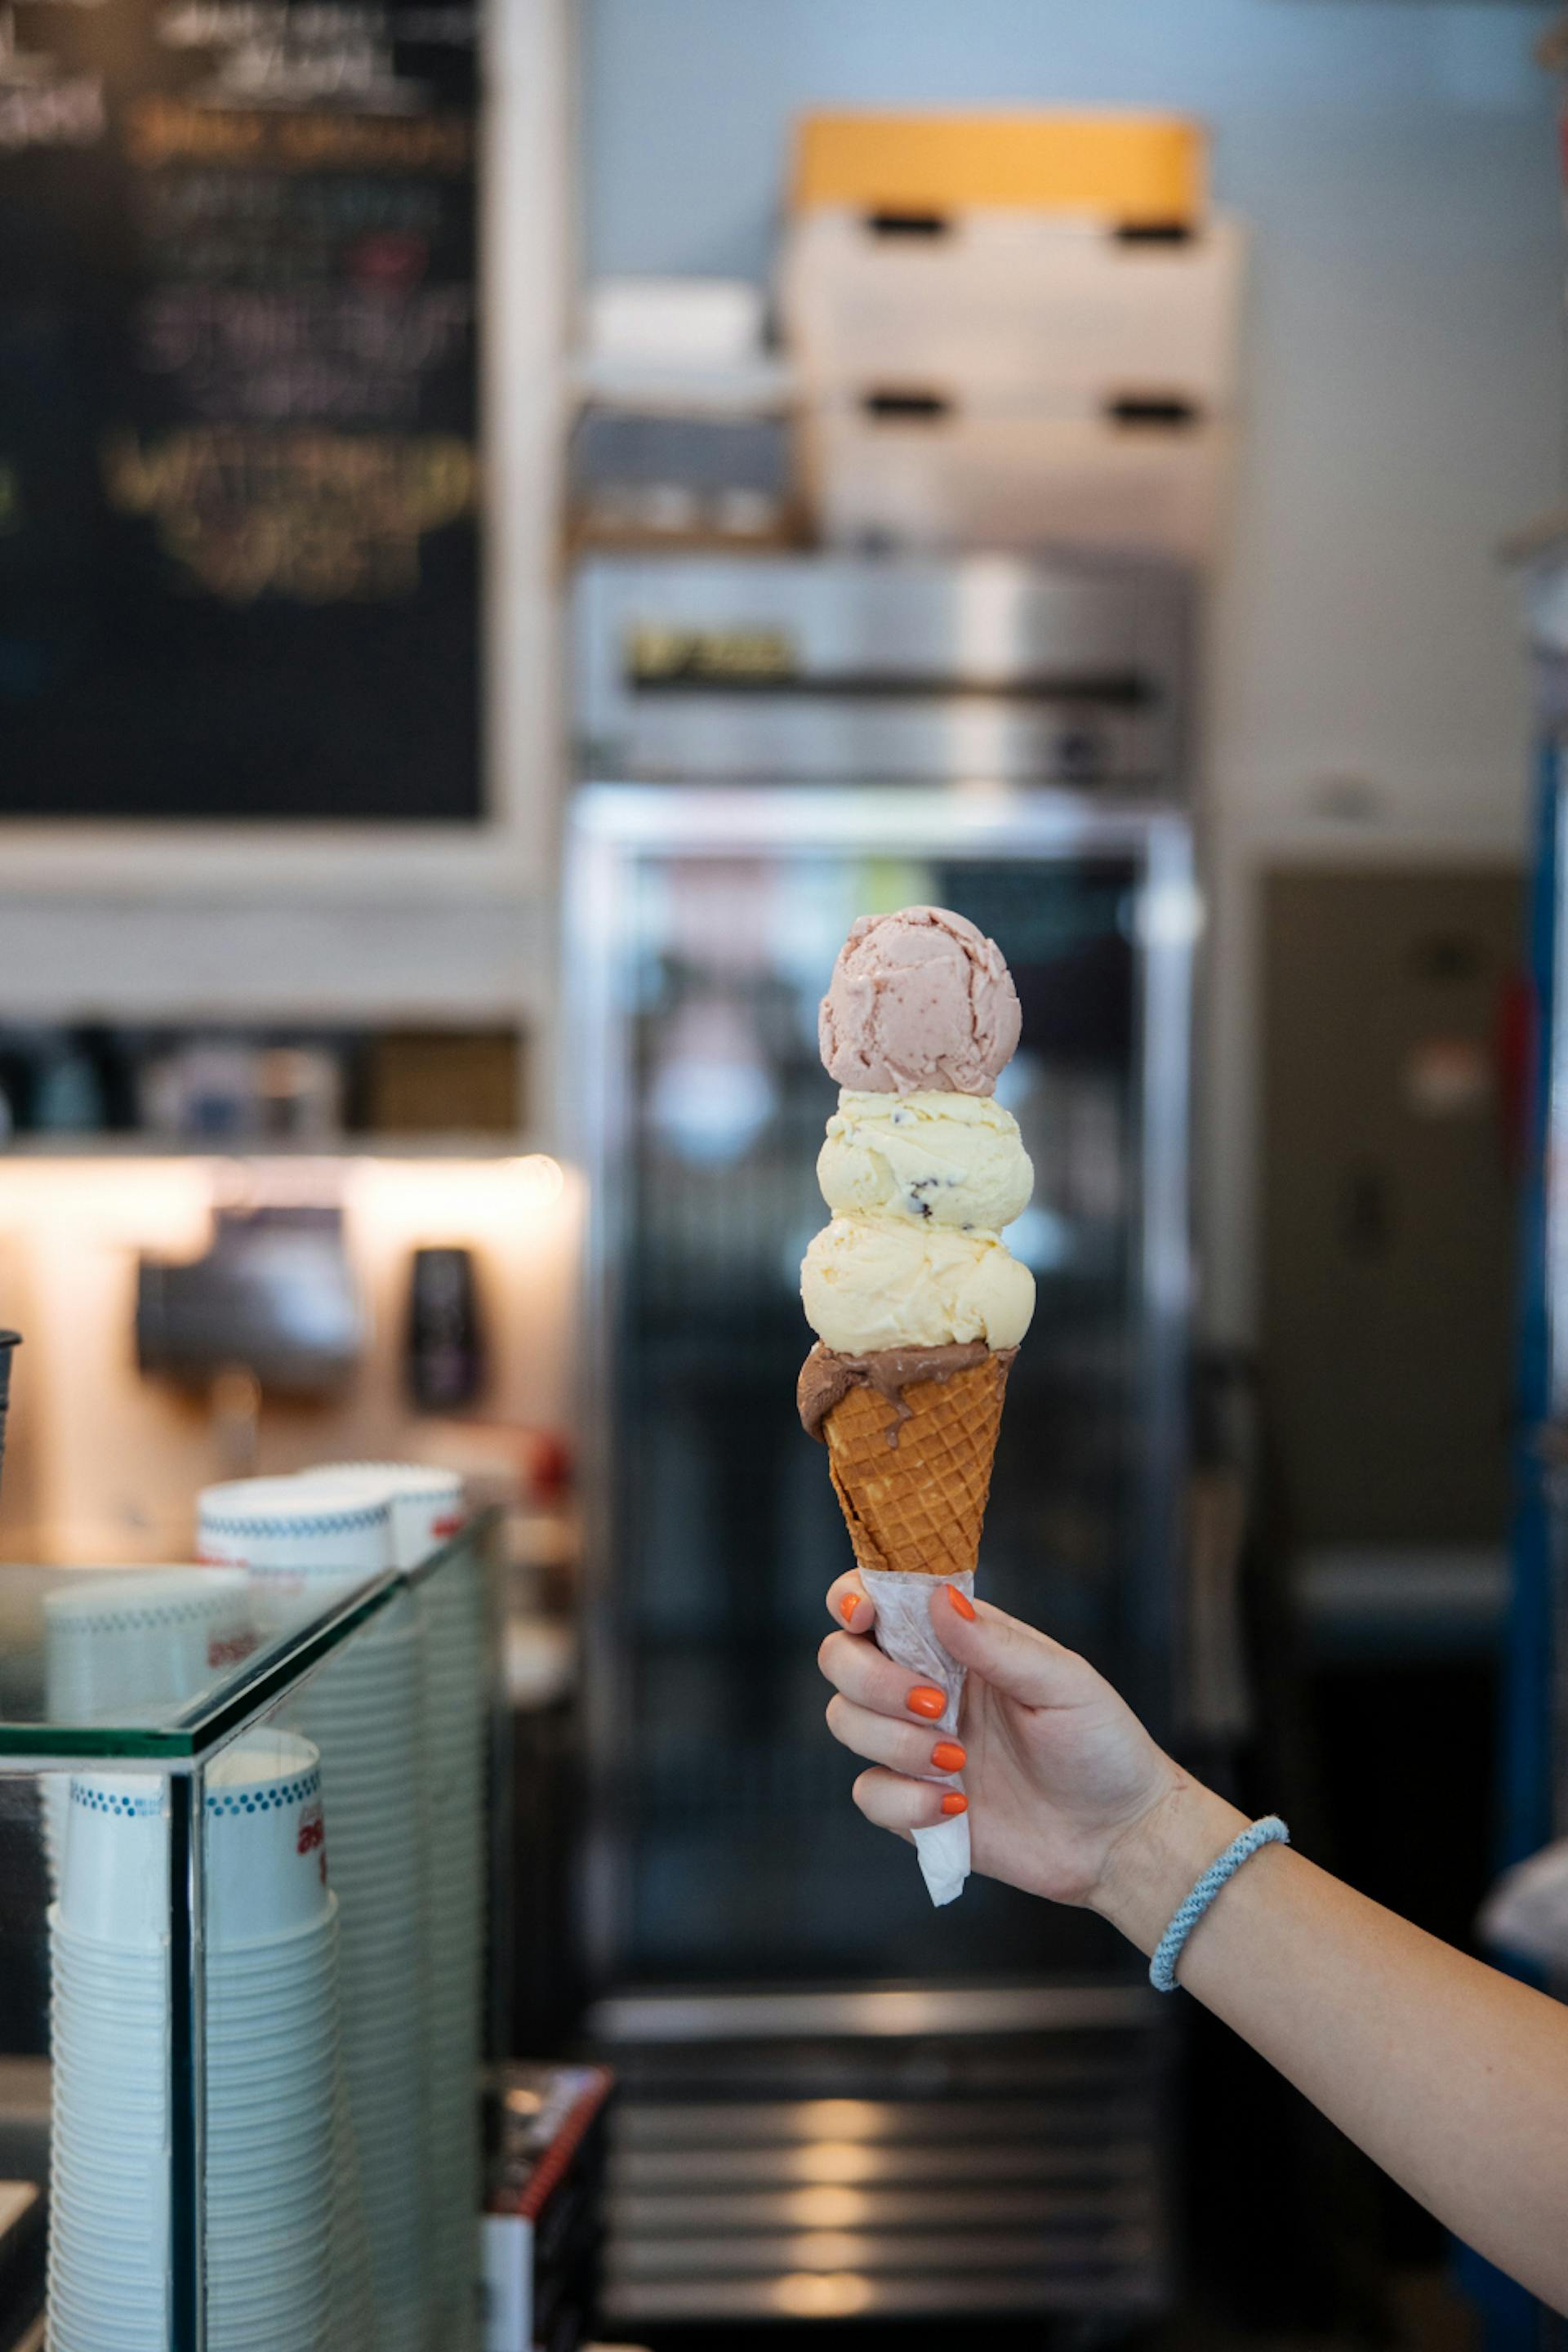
791;109;1207;225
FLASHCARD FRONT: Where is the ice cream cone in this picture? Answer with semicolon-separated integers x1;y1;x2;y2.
800;905;1032;1908
821;1351;1012;1579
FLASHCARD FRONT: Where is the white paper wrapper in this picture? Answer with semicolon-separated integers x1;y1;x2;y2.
860;1566;973;1906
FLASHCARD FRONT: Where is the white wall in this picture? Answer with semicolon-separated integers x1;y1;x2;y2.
582;0;1566;1333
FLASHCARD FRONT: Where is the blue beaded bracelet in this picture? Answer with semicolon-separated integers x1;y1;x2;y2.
1149;1815;1290;1993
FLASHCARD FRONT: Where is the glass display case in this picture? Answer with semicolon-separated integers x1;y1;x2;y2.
0;1513;498;2352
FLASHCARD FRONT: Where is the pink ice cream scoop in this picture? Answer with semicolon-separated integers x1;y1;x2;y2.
818;906;1022;1095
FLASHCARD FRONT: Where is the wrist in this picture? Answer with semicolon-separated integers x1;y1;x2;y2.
1090;1776;1249;1957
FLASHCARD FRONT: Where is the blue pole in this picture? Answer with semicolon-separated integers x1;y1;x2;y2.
1474;733;1561;2350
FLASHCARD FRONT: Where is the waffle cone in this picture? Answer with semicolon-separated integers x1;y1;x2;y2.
823;1352;1011;1578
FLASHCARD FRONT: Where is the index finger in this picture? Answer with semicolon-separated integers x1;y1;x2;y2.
826;1569;875;1633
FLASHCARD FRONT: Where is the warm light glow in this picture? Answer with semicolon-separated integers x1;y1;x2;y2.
0;1152;579;1236
506;1153;565;1208
772;2272;873;2319
791;2139;877;2184
344;1155;581;1245
793;2234;863;2270
0;1158;215;1250
788;2185;867;2230
212;1159;346;1212
798;2100;879;2139
0;1153;586;1312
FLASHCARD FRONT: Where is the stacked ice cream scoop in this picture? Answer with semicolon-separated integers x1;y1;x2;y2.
799;905;1036;1580
798;906;1036;1905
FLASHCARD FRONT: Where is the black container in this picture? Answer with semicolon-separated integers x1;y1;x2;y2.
405;1248;484;1414
0;1331;20;1492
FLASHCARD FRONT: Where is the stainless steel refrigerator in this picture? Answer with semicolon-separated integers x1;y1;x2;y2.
565;555;1196;2331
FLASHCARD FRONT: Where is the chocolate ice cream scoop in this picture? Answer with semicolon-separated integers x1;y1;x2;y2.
817;906;1021;1095
797;1338;1017;1443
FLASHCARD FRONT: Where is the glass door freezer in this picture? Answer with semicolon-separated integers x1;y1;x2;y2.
565;784;1193;1995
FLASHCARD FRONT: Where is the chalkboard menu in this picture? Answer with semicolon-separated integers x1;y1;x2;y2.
0;0;481;818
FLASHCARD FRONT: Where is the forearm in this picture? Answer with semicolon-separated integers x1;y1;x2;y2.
1097;1781;1568;2313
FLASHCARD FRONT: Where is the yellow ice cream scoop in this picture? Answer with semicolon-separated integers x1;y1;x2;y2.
801;1214;1036;1356
817;1088;1034;1232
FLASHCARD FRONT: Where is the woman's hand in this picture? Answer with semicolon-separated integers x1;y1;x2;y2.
819;1592;1568;2320
817;1570;1190;1913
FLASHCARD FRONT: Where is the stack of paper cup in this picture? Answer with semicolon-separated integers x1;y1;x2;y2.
205;1734;342;2350
49;1732;342;2352
48;1775;172;2351
197;1477;424;2352
41;1568;255;1889
302;1586;425;2352
416;1514;487;2352
299;1462;483;2352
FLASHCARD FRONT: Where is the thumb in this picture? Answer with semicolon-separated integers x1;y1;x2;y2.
929;1585;1098;1710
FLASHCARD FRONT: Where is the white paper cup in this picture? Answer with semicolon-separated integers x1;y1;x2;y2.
40;1568;256;1894
207;1906;336;1961
47;1907;170;2352
50;1921;167;1974
51;2024;166;2079
296;1462;467;1571
208;2167;336;2203
205;2013;336;2060
51;1966;170;2019
48;2173;163;2226
198;1478;394;1581
207;1980;336;2029
46;2273;165;2329
49;2126;167;2185
207;2113;336;2161
246;1481;434;2352
208;1959;337;2011
45;1569;254;1719
51;2076;163;2123
58;1775;170;1949
49;2119;166;2179
205;1898;339;2352
207;2100;336;2154
204;1732;329;1946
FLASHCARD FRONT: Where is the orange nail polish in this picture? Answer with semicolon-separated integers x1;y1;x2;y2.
906;1685;945;1719
931;1740;966;1772
946;1585;976;1621
840;1593;859;1623
940;1792;969;1816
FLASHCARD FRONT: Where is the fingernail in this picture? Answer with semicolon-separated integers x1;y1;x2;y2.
940;1792;969;1816
906;1685;946;1719
947;1586;976;1621
840;1593;860;1624
931;1740;966;1772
